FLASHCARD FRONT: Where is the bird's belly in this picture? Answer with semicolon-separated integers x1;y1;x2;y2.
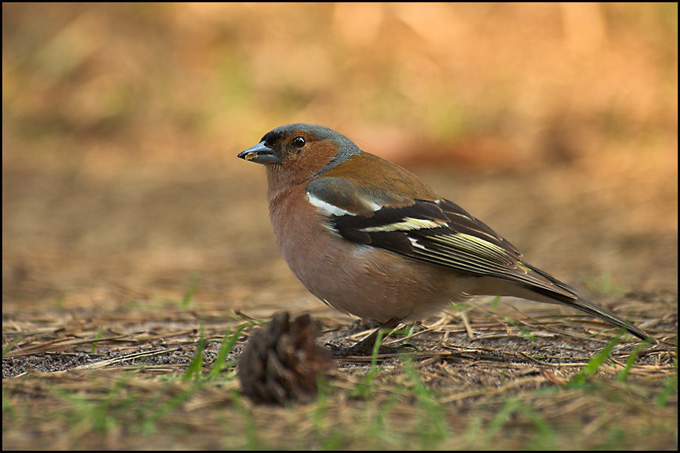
280;227;469;322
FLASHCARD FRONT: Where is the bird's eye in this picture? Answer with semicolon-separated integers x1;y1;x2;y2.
292;136;306;148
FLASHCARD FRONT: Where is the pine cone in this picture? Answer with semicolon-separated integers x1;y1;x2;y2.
238;312;332;405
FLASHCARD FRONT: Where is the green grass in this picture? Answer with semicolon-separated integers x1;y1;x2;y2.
183;324;206;381
208;321;255;379
399;351;452;448
350;329;388;400
617;337;655;382
90;326;103;353
50;372;136;433
568;333;622;388
181;274;199;308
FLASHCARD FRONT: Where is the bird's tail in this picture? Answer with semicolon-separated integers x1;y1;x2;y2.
547;291;650;341
522;264;652;341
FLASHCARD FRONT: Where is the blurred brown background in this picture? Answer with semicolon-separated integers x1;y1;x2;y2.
2;3;677;315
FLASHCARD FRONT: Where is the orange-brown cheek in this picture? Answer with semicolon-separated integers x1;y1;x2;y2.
283;142;338;177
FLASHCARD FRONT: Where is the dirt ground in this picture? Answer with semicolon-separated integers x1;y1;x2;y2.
2;3;677;450
2;154;678;449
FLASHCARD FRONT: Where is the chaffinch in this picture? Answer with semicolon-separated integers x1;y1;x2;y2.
238;123;650;353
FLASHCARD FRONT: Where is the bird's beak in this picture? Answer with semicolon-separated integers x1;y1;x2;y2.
237;141;281;164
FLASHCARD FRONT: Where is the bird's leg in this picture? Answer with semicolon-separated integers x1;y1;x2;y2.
329;317;402;356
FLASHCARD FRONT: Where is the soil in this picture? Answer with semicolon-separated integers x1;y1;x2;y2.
2;156;677;450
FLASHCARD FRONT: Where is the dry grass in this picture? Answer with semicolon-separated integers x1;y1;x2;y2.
3;3;677;450
3;281;678;449
2;298;677;449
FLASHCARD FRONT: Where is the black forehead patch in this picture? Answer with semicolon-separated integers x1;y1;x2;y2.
260;130;284;146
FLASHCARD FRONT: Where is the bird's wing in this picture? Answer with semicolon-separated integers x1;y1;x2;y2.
306;176;570;294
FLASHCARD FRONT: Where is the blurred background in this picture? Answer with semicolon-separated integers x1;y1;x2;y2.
2;3;677;314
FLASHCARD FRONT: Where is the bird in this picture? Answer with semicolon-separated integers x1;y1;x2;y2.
238;123;651;354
